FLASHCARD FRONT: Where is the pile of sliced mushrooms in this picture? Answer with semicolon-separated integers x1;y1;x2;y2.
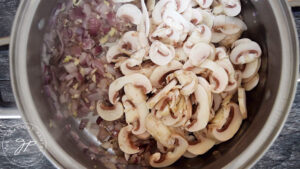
97;0;262;167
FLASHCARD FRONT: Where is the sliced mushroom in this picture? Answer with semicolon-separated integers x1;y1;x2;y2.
149;134;188;168
187;24;212;44
147;0;156;12
149;40;175;66
109;73;152;104
173;96;193;127
212;0;224;15
219;30;242;48
242;58;261;79
243;73;259;91
170;70;198;95
150;60;183;88
147;79;177;109
145;114;174;148
118;31;149;55
97;101;124;121
211;30;226;43
136;131;151;140
194;0;213;8
216;58;236;91
231;38;252;48
200;9;214;28
106;44;127;63
215;47;228;60
220;0;241;17
208;102;243;142
152;0;176;25
238;87;247;119
189;42;213;66
175;0;192;13
187;129;215;155
198;77;213;107
230;40;262;64
118;125;141;154
185;84;210;132
116;4;142;25
175;47;188;62
213;15;247;35
124;84;149;135
163;9;191;33
200;60;229;93
183;151;198;158
122;95;139;124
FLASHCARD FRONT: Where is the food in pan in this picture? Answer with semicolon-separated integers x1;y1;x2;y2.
42;0;261;167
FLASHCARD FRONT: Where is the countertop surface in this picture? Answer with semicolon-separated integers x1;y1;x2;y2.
0;1;299;169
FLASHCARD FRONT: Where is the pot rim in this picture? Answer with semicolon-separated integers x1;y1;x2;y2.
9;1;299;169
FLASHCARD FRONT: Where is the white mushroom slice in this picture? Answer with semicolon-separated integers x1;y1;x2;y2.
189;43;213;66
238;87;247;119
149;134;188;168
243;74;259;91
200;60;229;93
221;0;242;17
198;77;213;107
149;41;175;66
124;84;149;135
118;31;148;55
183;151;197;158
187;129;215;155
147;79;177;109
175;47;188;62
200;9;214;28
187;8;203;25
173;70;198;95
173;96;192;127
122;95;139;124
216;58;235;90
208;102;243;142
232;38;252;48
175;0;192;13
212;0;224;15
213;15;247;35
186;84;210;132
152;0;176;25
140;0;151;36
215;47;228;60
106;44;127;63
116;4;142;25
118;125;140;154
212;94;222;112
109;73;152;104
188;24;212;44
150;24;181;45
147;0;156;12
157;141;168;153
96;101;124;121
145;114;174;148
242;58;261;79
194;0;213;8
136;131;151;140
150;60;183;88
230;40;262;64
219;30;242;48
163;9;191;33
211;31;226;43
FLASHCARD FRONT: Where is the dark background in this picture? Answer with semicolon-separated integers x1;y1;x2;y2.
0;0;299;168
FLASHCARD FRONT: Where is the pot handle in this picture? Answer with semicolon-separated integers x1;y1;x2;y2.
0;36;21;119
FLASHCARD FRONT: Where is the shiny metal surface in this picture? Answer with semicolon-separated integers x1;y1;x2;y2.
9;0;299;169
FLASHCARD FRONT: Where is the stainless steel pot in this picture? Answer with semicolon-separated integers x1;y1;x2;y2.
4;0;299;168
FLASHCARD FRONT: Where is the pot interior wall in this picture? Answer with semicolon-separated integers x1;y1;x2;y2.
25;0;281;168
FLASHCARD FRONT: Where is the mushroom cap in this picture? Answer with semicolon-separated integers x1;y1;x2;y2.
175;0;192;13
150;60;183;88
230;40;262;64
122;95;139;124
185;84;210;132
215;47;228;60
238;87;247;119
221;0;242;17
116;4;143;25
219;30;242;48
150;23;182;45
149;134;188;168
200;9;214;28
200;60;229;93
208;102;243;142
194;0;213;9
152;0;176;25
242;58;261;79
189;42;213;66
149;40;175;66
198;77;213;107
211;30;226;43
145;114;174;148
118;125;141;154
97;101;124;121
163;9;191;33
109;73;152;104
188;24;212;44
171;70;198;96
